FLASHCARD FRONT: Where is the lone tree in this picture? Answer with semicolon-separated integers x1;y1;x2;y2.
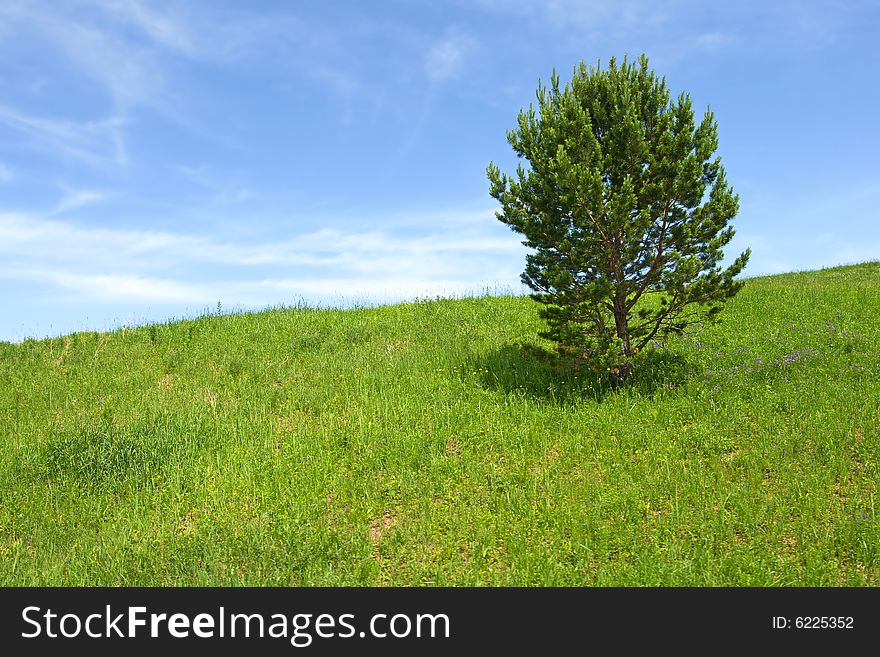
487;55;750;381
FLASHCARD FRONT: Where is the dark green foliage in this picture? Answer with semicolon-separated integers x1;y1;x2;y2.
30;424;167;492
19;416;207;494
488;55;750;380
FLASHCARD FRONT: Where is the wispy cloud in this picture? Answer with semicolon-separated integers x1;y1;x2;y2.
0;211;521;267
97;0;198;56
3;268;210;303
0;3;164;112
0;105;128;168
0;209;525;304
467;0;671;35
425;30;473;82
48;188;109;216
0;267;512;306
172;164;255;205
0;1;209;171
0;0;419;170
693;31;738;53
0;162;13;184
0;213;212;269
467;0;870;58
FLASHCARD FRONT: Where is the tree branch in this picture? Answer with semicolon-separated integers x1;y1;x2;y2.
626;200;670;312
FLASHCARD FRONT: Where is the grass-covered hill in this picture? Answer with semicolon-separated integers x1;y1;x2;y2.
1;262;878;585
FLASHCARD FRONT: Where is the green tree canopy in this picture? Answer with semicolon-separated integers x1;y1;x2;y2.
487;54;750;381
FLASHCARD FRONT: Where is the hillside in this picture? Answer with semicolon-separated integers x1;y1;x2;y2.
1;262;878;585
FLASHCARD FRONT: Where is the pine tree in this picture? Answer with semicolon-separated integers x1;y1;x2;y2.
487;54;750;381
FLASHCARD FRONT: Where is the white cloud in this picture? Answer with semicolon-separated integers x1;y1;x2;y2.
0;163;13;184
466;0;868;59
0;209;522;267
210;188;255;204
466;0;671;34
97;0;198;55
0;1;203;170
0;209;526;305
0;3;165;111
4;268;210;303
425;31;473;82
0;212;212;267
49;188;109;215
0;267;518;306
0;105;128;168
693;32;737;52
172;164;256;205
242;276;506;301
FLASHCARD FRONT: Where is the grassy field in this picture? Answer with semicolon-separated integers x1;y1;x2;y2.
1;262;878;586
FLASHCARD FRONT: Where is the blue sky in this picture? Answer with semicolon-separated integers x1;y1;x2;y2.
1;0;878;342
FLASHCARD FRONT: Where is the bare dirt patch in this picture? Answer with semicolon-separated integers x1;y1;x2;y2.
369;513;398;551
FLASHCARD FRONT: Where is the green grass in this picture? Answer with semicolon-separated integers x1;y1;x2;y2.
1;262;879;585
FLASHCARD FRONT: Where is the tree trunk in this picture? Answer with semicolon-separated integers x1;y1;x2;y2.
610;292;635;383
609;361;633;384
612;289;631;356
